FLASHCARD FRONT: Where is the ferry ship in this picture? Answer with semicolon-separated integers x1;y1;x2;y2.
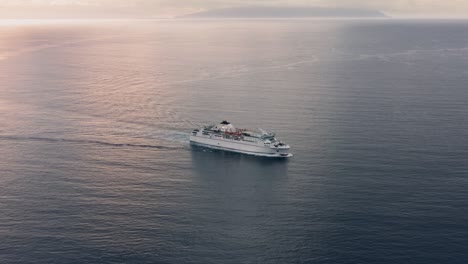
190;121;292;157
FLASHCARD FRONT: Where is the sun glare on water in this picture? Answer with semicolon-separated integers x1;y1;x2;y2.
0;19;124;26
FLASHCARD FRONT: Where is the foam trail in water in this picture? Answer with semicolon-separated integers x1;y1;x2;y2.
0;135;181;150
156;57;320;86
355;45;468;63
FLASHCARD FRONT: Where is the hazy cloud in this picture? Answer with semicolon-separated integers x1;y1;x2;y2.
0;0;467;18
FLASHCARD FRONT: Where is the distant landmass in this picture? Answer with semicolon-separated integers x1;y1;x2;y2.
181;7;387;18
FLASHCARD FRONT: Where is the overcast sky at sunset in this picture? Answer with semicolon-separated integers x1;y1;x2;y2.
0;0;467;18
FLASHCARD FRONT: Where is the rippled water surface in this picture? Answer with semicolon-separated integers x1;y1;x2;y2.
1;19;467;264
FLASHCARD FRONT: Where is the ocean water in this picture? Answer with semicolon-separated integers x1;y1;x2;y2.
0;19;467;264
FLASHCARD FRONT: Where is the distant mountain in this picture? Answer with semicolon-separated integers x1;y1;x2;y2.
181;7;387;18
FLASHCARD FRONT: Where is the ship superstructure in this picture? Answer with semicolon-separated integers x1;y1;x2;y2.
190;121;292;157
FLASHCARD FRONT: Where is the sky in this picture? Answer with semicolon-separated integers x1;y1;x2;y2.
0;0;467;18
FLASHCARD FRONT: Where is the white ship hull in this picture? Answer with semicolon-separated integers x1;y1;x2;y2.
190;135;292;158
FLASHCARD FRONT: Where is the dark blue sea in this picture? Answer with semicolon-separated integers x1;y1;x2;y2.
0;19;467;264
